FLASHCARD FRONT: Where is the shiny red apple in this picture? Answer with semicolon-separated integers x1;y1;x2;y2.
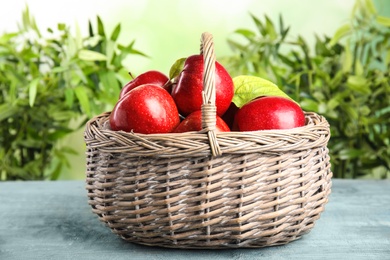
119;70;169;99
110;84;180;134
173;110;230;133
171;54;234;117
234;96;306;131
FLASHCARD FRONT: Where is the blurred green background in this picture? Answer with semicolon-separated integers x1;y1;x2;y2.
1;0;362;76
1;0;389;180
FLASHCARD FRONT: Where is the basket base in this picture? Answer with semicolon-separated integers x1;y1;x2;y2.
109;226;312;249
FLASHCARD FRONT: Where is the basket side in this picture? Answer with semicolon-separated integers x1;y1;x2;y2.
84;116;332;248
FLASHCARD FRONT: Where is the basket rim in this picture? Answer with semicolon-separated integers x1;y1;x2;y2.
86;110;328;135
84;111;330;157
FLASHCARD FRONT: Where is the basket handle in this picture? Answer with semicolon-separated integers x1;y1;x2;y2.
200;32;222;157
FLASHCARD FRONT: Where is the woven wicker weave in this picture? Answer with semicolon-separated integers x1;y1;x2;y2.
84;32;332;249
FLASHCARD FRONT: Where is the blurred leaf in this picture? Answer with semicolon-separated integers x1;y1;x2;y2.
74;22;83;50
298;36;312;69
49;161;63;181
300;99;319;112
329;24;351;46
118;40;148;57
360;105;371;116
0;32;18;44
347;75;370;94
62;146;78;155
314;35;330;56
57;23;66;31
280;26;290;41
227;39;248;52
278;14;286;37
88;20;93;36
21;6;41;36
50;111;76;121
278;54;296;68
21;6;30;30
78;49;107;61
376;16;390;27
99;70;120;98
74;86;91;116
365;0;377;14
52;66;69;73
0;104;18;122
354;59;364;76
327;97;340;110
342;40;353;73
387;50;390;64
265;15;277;40
110;23;121;41
234;29;255;38
250;13;266;36
105;40;115;65
47;128;73;141
28;78;39;107
339;149;366;160
97;16;105;36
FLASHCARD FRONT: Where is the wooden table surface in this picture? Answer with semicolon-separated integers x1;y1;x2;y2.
1;179;389;260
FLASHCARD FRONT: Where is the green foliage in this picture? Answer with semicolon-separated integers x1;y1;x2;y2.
223;0;390;179
0;7;146;180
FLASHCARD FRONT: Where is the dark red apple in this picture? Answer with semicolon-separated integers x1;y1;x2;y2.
119;70;169;99
110;84;180;134
173;110;230;133
234;96;306;131
221;102;239;130
171;54;234;117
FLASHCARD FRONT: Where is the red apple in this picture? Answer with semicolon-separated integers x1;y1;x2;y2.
119;70;169;99
173;110;230;133
221;102;239;130
171;54;234;117
234;96;306;131
110;84;180;134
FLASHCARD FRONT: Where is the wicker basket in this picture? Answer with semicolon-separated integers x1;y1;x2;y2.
84;32;332;249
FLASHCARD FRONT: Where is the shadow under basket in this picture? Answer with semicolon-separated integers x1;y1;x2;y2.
84;32;332;249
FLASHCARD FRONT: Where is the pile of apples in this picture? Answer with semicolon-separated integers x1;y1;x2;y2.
109;54;305;134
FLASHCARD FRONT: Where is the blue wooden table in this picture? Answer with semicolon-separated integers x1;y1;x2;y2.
1;179;389;259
